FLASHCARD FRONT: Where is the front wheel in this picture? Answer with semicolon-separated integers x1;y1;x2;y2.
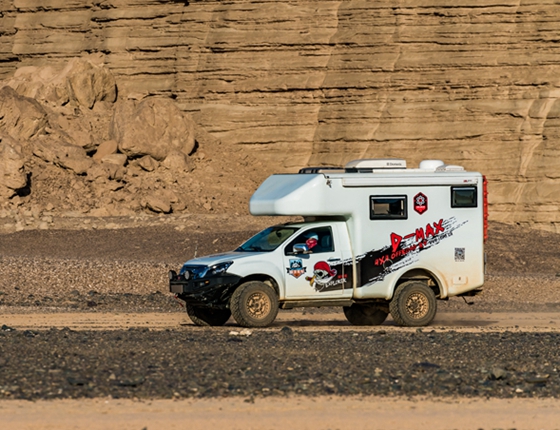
230;281;279;328
343;303;388;326
186;304;231;326
389;281;437;327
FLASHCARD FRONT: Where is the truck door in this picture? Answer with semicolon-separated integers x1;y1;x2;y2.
282;226;351;299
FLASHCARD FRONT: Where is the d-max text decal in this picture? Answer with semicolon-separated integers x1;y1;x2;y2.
358;217;466;286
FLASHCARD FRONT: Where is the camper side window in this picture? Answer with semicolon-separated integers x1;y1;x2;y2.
370;196;407;220
451;186;477;208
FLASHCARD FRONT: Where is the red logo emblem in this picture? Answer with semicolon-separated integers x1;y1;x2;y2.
414;192;428;215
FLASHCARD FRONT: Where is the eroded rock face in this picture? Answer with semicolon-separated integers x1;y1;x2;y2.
0;134;26;198
3;2;560;230
0;86;48;141
110;98;196;161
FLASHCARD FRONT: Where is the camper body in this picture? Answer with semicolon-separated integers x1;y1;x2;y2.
169;159;487;328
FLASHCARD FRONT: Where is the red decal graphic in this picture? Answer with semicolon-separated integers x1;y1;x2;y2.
425;223;434;238
391;233;402;253
375;219;446;266
414;192;428;215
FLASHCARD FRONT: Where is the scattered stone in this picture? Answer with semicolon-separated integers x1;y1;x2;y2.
93;140;118;162
136;155;158;172
162;150;192;172
144;196;171;214
33;137;93;174
101;153;127;167
490;367;508;380
117;376;146;387
525;374;549;384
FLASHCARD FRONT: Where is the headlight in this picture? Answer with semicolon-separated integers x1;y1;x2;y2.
207;261;233;276
180;262;234;279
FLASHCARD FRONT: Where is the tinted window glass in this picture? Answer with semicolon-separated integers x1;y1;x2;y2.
452;187;477;208
285;227;334;255
236;226;299;252
370;196;407;219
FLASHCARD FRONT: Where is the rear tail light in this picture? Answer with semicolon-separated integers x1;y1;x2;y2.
483;175;488;243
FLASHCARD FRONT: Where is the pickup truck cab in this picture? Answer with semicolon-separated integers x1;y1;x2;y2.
170;159;487;328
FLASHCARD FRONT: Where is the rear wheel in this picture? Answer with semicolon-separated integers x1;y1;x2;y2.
343;303;388;326
230;281;279;328
389;281;437;327
186;304;231;326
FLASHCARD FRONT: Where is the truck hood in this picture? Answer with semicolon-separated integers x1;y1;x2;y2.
182;251;265;266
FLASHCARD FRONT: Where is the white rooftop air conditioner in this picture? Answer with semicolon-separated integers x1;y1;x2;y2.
419;160;445;170
345;158;407;171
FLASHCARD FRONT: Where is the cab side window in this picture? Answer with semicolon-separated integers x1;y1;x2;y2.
284;227;334;255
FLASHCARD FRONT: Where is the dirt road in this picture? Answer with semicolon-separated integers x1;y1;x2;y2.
3;397;560;430
2;309;560;332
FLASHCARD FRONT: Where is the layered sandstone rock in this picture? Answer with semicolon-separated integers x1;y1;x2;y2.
1;1;560;230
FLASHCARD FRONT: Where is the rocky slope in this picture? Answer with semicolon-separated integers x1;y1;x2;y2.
0;57;266;220
2;1;560;230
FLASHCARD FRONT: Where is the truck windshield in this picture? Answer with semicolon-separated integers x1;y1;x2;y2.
236;226;300;252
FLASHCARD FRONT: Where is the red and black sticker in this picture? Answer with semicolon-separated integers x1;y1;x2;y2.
414;192;428;215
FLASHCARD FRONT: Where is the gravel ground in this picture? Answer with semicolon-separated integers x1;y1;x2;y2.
0;328;558;401
0;220;560;312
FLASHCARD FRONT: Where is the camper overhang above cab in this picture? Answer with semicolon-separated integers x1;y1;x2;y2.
250;159;478;217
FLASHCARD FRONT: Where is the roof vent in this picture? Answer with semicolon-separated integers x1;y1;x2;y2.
345;158;406;172
436;164;464;172
419;160;445;170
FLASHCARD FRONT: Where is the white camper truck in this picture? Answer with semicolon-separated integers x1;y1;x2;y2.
169;159;487;328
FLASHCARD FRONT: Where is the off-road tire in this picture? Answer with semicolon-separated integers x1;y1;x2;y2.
389;281;437;327
343;303;388;326
230;281;279;328
186;304;231;326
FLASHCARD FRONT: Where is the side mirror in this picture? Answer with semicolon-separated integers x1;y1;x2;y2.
293;243;310;254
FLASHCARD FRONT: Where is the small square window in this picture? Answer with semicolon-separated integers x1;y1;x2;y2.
370;196;407;220
451;187;477;208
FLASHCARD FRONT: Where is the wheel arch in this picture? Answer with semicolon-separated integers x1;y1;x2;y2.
396;268;444;299
237;274;280;297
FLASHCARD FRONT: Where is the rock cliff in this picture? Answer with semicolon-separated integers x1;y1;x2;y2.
1;0;560;231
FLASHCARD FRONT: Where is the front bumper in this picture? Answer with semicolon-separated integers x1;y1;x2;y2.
169;271;241;307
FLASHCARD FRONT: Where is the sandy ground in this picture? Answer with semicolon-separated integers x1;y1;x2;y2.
2;309;560;333
2;396;560;430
